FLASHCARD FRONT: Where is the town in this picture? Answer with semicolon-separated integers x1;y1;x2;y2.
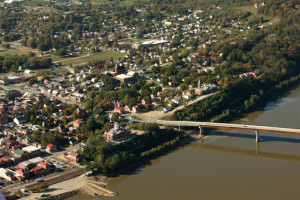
0;0;299;199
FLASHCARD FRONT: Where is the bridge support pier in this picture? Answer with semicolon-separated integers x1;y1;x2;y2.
199;126;203;136
178;126;181;131
255;131;259;143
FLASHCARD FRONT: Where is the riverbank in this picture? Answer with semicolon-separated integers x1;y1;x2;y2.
19;175;116;200
102;132;195;178
211;75;300;123
97;84;300;200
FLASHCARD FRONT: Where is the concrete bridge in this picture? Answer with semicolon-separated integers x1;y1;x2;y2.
137;119;300;143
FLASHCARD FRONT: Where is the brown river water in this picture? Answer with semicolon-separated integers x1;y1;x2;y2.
69;85;300;200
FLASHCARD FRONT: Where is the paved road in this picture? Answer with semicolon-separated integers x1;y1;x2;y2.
133;92;219;121
138;119;300;135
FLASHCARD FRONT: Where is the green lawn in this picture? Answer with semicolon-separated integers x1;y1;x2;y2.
0;48;36;56
21;0;48;6
56;50;125;66
237;5;258;14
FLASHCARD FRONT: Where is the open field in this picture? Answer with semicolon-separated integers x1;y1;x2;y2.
54;50;125;65
119;38;154;45
0;47;38;56
90;0;141;5
237;5;273;22
20;0;48;6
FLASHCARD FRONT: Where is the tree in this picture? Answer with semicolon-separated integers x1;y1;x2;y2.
84;100;93;110
86;117;96;131
135;58;143;65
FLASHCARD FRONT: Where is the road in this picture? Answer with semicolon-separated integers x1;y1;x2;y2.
133;92;219;121
137;119;300;135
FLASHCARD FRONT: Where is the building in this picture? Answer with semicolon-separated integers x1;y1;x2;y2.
65;152;83;163
18;161;35;170
30;165;46;175
172;95;182;104
13;116;27;126
104;122;131;141
0;168;15;181
38;162;51;172
14;149;30;161
183;91;193;100
22;146;41;157
72;119;84;128
14;169;30;181
113;107;124;114
114;74;136;84
46;144;57;153
28;157;44;165
111;64;127;76
0;157;13;167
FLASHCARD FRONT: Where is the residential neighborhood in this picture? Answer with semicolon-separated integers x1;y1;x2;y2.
0;0;299;199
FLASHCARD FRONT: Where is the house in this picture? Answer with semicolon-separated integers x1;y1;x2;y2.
14;149;30;161
172;95;182;104
0;115;9;125
195;87;206;96
76;133;85;141
46;144;57;153
11;144;23;152
141;98;150;106
30;165;46;176
65;152;83;163
14;169;30;181
113;107;124;114
183;91;193;100
72;119;84;128
22;146;41;157
0;168;15;181
38;161;51;172
124;105;131;112
131;105;140;113
71;96;84;103
0;157;13;167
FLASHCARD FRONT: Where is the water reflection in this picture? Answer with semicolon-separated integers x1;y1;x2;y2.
190;141;300;162
208;131;300;144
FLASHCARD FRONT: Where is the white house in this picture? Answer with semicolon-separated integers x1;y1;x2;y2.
14;116;27;126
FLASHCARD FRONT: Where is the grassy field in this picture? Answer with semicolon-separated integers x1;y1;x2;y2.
55;50;125;66
119;38;153;45
90;0;137;5
21;0;48;6
237;5;273;22
237;5;258;14
0;48;37;56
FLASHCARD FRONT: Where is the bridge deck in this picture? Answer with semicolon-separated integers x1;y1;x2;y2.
142;120;300;135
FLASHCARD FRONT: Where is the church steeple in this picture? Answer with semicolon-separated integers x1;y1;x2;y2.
197;79;201;88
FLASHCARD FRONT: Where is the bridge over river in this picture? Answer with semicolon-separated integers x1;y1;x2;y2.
137;119;300;143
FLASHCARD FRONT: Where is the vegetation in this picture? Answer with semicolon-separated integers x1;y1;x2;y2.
0;53;52;73
79;124;185;173
30;182;49;193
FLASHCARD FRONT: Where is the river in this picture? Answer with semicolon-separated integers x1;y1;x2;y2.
69;85;300;200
